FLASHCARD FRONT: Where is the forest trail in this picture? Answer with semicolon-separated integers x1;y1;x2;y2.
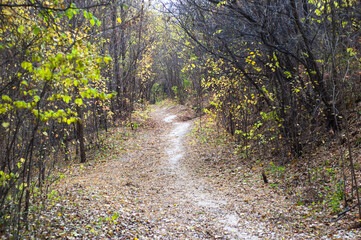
139;105;262;239
51;104;277;239
4;2;361;239
38;104;358;239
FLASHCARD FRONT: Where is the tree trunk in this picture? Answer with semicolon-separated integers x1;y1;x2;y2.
76;106;86;163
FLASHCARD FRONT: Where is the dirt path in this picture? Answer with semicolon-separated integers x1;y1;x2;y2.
142;106;263;239
45;104;288;239
28;104;360;239
84;104;281;239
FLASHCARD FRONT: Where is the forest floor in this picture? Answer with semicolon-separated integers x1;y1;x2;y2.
24;102;361;239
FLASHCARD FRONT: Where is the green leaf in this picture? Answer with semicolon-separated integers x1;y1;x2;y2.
75;98;83;106
34;95;40;103
65;9;74;20
33;26;40;35
18;25;25;34
83;10;90;19
55;53;63;62
21;61;33;72
90;18;95;26
103;56;112;64
100;92;106;101
63;95;71;104
2;122;10;128
2;95;12;102
13;101;28;109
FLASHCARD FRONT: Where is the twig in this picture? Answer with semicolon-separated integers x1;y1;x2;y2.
331;203;361;222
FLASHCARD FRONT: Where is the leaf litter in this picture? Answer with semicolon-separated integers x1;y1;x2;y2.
19;103;361;239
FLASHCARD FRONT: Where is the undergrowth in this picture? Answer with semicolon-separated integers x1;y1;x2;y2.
191;109;361;222
0;106;149;239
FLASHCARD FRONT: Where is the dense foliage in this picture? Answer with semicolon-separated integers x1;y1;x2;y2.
174;0;361;157
1;0;361;237
0;0;172;236
169;0;361;216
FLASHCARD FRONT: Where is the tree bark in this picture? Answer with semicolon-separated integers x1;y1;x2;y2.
76;105;86;163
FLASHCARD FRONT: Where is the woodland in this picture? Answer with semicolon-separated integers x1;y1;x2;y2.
1;0;361;239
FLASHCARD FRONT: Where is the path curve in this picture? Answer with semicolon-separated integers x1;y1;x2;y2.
140;106;264;239
52;104;275;239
